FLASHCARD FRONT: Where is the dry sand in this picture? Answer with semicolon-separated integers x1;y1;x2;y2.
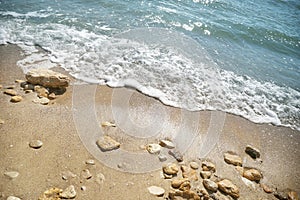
0;44;299;200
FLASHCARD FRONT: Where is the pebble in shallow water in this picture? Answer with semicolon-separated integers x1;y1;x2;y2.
29;140;43;149
146;144;161;154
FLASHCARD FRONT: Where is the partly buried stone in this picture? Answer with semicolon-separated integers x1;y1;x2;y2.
26;69;70;88
4;89;17;96
10;96;23;103
224;152;243;166
62;171;76;180
60;185;76;199
96;136;120;152
243;168;262;182
146;143;161;154
38;187;63;200
95;172;105;185
147;186;165;196
159;139;175;149
29;140;43;149
81;169;92;179
245;145;261;159
168;150;183;162
217;179;240;199
4;171;19;179
0;119;4;124
203;179;218;192
163;163;179;176
201;160;216;172
33;97;50;105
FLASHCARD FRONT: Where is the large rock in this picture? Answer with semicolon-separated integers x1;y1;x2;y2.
217;179;240;199
224;152;243;166
26;69;70;88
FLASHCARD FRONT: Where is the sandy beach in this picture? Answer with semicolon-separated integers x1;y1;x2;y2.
0;44;299;200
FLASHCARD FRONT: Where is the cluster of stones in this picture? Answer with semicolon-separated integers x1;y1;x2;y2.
38;158;105;200
223;145;299;200
1;69;70;105
163;160;241;200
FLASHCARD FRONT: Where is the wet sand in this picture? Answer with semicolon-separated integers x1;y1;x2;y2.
0;44;299;200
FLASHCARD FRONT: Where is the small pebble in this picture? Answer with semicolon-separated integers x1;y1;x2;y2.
15;79;24;83
81;169;92;179
201;161;216;172
96;136;120;152
168;150;183;162
85;159;95;165
159;139;175;149
203;179;218;192
190;161;199;169
0;84;2;89
146;144;161;154
260;183;274;193
60;185;76;199
101;121;116;127
81;186;86;191
147;186;165;196
245;145;261;159
10;96;23;103
224;152;243;166
158;154;167;162
4;89;17;96
7;196;21;200
29;140;43;149
62;171;76;180
4;171;19;179
200;171;212;179
48;93;56;100
0;119;4;124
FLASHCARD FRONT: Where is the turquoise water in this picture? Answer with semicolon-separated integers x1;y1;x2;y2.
0;0;299;129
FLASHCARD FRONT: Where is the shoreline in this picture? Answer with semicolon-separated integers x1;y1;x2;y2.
0;44;299;199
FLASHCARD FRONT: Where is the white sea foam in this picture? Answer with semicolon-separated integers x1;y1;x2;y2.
0;11;51;18
0;18;299;130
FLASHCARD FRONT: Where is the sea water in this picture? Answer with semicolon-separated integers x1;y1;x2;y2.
0;0;299;130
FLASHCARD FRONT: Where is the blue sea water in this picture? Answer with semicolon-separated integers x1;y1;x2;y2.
0;0;299;129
